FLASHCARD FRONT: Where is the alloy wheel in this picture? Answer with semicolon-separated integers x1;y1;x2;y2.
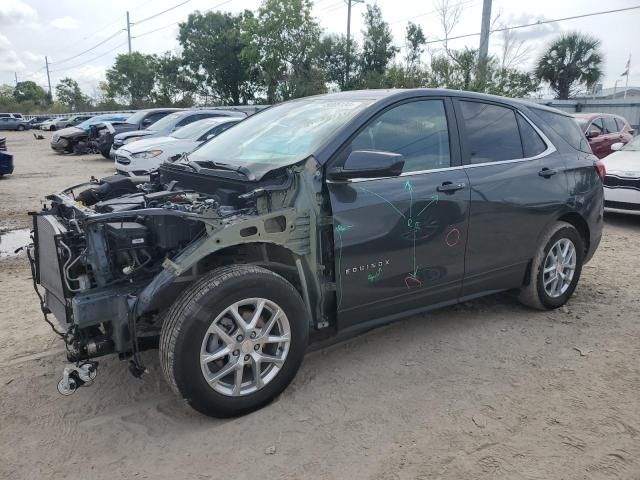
200;298;291;396
542;238;576;298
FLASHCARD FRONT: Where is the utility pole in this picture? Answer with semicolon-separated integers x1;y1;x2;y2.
345;0;363;87
478;0;492;89
45;56;52;99
14;72;18;85
126;11;132;54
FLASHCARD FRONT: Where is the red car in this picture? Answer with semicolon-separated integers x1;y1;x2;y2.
574;113;635;159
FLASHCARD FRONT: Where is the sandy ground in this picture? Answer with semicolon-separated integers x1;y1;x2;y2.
0;131;639;480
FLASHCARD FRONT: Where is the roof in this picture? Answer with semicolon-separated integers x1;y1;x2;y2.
300;88;572;117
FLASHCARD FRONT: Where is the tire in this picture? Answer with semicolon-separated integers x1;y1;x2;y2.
100;148;111;159
49;126;56;131
518;221;584;310
160;265;309;417
17;125;24;131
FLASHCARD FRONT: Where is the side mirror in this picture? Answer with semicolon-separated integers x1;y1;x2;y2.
611;142;624;151
327;150;404;181
142;118;152;128
587;130;600;139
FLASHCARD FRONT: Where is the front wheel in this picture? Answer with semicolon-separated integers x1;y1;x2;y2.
49;126;56;131
17;125;24;131
160;265;309;417
518;221;584;310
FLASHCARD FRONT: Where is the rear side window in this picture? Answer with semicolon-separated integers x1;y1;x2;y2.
589;117;605;135
517;114;547;157
533;109;591;153
614;117;626;131
459;101;522;163
603;116;618;133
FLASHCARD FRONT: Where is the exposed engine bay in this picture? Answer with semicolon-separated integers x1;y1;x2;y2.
29;157;324;393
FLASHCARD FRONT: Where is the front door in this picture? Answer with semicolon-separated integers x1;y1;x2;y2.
327;98;470;329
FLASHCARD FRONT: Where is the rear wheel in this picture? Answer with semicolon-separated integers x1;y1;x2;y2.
49;126;56;131
17;125;24;131
160;265;308;417
518;221;584;310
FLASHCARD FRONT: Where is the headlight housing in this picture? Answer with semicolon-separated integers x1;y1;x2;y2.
131;150;163;159
124;136;143;144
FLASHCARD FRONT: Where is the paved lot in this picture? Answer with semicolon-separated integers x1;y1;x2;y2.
1;131;639;479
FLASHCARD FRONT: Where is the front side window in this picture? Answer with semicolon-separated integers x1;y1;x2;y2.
614;117;626;132
348;100;451;173
589;117;605;135
459;101;522;163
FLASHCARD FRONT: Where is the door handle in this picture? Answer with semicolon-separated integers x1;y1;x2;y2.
538;168;557;178
437;181;466;193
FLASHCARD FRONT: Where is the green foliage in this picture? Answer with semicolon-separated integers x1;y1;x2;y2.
14;81;50;106
105;52;157;108
154;52;196;107
243;0;325;102
179;10;254;105
55;77;91;111
535;32;603;99
358;4;398;86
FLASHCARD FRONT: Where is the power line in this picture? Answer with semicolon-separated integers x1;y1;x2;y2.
133;0;192;25
388;0;479;25
423;5;640;45
49;42;128;74
50;30;124;65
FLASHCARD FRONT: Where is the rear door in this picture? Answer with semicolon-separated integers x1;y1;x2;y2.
453;99;568;297
327;98;470;329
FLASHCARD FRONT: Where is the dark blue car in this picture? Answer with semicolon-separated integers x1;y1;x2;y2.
0;150;14;176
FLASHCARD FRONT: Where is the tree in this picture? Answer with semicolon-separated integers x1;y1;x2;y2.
404;22;426;73
154;52;196;106
55;77;91;111
435;0;462;52
535;32;603;99
13;81;49;106
105;52;157;108
243;0;325;102
179;10;254;105
359;3;398;84
317;34;361;90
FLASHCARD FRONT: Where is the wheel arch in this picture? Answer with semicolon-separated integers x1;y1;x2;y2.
557;211;590;255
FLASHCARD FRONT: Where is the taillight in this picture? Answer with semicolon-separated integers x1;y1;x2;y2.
595;160;606;179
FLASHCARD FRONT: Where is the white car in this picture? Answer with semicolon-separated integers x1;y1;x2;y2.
602;135;640;215
114;117;241;176
40;118;67;131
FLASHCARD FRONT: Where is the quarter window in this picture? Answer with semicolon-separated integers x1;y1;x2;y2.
459;101;522;163
349;100;451;173
517;114;547;157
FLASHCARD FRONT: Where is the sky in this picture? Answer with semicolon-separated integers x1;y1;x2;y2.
0;0;638;99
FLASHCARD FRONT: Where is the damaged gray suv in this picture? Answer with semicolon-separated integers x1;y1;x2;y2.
30;89;604;417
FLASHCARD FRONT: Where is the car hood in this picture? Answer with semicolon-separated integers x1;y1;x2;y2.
55;126;86;138
603;151;640;176
115;129;157;140
121;137;199;154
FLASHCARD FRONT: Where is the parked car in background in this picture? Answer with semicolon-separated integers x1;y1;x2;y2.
114;117;242;176
31;89;604;417
27;116;52;129
110;109;246;156
56;114;93;130
40;117;67;131
0;117;31;131
95;108;182;159
574;113;635;159
50;113;131;154
0;113;23;119
601;135;640;215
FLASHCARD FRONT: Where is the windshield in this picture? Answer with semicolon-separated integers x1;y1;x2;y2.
125;110;148;125
171;120;221;140
147;112;182;131
189;98;373;169
621;135;640;151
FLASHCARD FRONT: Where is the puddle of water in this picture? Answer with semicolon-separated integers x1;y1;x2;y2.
0;228;31;257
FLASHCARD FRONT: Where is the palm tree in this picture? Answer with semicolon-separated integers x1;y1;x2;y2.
535;32;603;99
